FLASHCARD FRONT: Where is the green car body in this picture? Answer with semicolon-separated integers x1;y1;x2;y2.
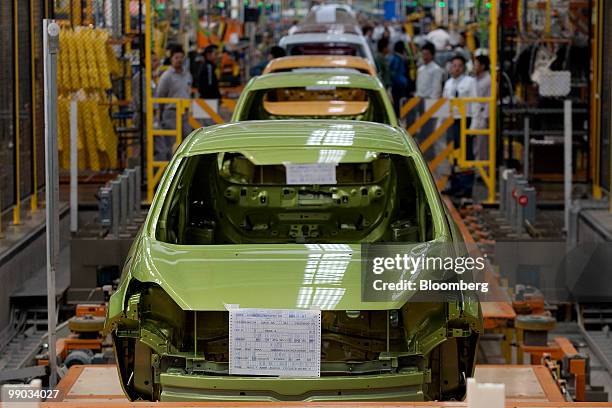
231;72;398;126
105;120;482;402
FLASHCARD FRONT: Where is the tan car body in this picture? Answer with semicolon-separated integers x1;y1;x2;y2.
262;55;377;76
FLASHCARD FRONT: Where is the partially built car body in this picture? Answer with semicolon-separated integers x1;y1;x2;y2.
262;55;376;76
279;32;375;67
105;120;482;402
231;71;397;125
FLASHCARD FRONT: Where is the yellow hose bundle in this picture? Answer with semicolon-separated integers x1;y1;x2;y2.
98;97;119;169
73;29;90;89
95;30;112;89
85;29;101;88
56;27;122;170
66;30;79;90
83;98;101;171
106;44;122;77
59;27;125;91
58;30;67;91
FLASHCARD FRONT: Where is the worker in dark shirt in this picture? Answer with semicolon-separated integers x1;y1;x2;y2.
197;45;221;100
249;46;286;77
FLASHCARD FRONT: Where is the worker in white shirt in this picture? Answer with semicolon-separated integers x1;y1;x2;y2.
416;42;444;99
155;45;193;161
443;54;477;161
426;26;451;52
471;54;492;160
288;20;299;35
414;42;444;145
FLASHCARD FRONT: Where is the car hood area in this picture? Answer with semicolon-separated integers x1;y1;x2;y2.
117;237;411;313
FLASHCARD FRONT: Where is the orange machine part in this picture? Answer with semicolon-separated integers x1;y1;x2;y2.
76;304;107;317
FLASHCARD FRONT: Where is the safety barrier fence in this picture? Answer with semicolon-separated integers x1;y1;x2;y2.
146;97;226;202
0;0;50;227
400;95;497;202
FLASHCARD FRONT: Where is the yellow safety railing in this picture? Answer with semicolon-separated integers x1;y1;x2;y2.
401;96;496;202
591;0;604;200
145;97;225;202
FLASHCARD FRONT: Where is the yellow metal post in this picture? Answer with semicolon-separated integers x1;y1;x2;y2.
30;0;38;212
174;101;183;153
13;0;21;225
592;0;603;199
488;0;498;203
146;0;154;203
124;0;133;160
459;102;467;167
125;0;131;35
545;0;552;36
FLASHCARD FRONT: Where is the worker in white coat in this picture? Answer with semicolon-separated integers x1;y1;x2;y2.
443;54;477;163
414;42;444;144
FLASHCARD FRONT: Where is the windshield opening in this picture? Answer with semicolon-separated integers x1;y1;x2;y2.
288;43;365;58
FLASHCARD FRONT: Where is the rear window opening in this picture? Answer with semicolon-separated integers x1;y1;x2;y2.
272;67;368;75
294;24;362;36
288;43;364;58
236;87;391;124
156;153;435;245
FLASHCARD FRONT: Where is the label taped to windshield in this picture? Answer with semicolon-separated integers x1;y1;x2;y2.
284;162;337;185
229;308;321;377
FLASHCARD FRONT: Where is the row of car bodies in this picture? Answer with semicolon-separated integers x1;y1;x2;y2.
280;4;376;67
105;3;483;403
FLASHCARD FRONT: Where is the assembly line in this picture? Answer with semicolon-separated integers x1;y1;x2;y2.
0;1;611;407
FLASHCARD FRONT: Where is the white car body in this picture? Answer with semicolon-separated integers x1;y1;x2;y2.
279;32;375;67
303;4;357;25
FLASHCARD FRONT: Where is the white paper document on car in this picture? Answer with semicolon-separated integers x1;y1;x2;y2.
284;163;337;185
228;308;321;377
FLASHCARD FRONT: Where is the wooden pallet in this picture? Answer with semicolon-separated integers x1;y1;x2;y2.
40;364;581;407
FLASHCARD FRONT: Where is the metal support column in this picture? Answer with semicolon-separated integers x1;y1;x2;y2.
13;0;21;225
564;100;572;233
30;0;39;212
523;116;530;179
145;0;154;202
70;99;78;232
43;19;60;388
488;0;498;203
111;180;121;237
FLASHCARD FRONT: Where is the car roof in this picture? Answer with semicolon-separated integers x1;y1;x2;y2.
279;32;366;46
179;120;413;163
304;4;357;25
310;3;355;14
245;71;383;91
293;23;362;36
262;55;376;76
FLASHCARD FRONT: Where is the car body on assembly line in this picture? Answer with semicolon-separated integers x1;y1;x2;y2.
231;71;396;125
279;32;375;66
302;4;358;26
104;120;483;402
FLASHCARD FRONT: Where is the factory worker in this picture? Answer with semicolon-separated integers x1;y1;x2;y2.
155;45;193;161
443;54;477;161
